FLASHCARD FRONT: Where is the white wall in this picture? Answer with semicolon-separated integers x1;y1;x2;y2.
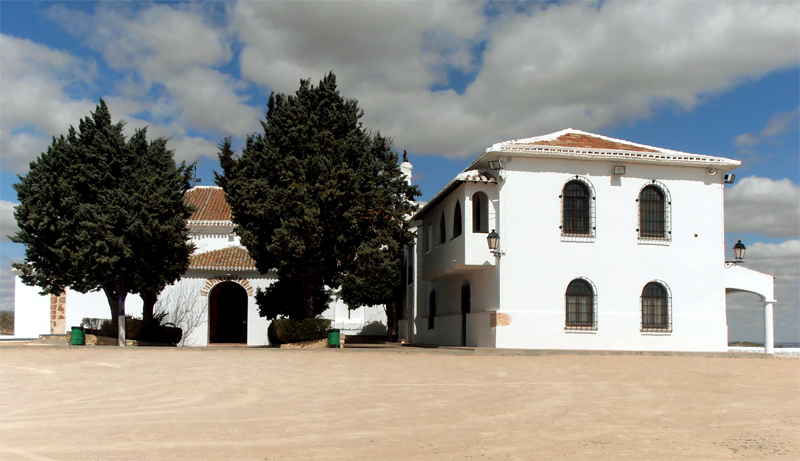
494;158;729;352
13;276;50;338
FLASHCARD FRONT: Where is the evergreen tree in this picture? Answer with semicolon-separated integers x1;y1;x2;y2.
218;73;419;319
12;100;195;343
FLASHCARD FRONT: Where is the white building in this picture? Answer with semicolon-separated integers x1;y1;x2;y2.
400;129;777;353
13;186;387;345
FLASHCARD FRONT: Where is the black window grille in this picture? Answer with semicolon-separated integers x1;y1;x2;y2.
638;183;670;241
428;291;436;330
641;281;671;332
453;200;463;238
565;278;596;330
560;177;595;241
439;212;446;245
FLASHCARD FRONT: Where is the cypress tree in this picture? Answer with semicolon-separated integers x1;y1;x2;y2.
12;100;194;344
218;73;419;319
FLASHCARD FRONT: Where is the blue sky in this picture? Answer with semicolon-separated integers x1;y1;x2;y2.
1;1;798;342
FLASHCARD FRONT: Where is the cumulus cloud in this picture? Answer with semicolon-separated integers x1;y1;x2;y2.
0;201;19;242
233;1;799;157
727;240;800;343
0;35;97;172
725;176;800;238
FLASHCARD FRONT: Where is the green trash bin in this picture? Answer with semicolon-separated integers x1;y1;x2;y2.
70;326;85;346
328;330;340;348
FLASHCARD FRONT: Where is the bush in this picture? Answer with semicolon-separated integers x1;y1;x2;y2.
0;311;13;335
85;315;182;345
268;318;331;345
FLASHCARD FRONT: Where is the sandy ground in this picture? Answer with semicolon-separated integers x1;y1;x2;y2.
0;346;798;460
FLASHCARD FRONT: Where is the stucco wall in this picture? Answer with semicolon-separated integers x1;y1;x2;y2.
494;158;729;352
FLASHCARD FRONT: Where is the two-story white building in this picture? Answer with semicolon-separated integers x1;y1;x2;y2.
400;129;776;353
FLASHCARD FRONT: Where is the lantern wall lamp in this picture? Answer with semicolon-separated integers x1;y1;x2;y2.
487;229;502;259
724;240;746;268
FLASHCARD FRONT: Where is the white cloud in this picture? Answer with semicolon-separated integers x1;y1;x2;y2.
232;1;799;157
727;240;799;343
0;201;19;242
725;176;800;238
0;35;97;172
736;107;799;148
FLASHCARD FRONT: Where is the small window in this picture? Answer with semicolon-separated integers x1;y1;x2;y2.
638;182;671;243
561;177;595;241
472;192;489;233
439;212;446;245
641;281;671;332
565;278;596;330
453;200;463;238
428;291;436;330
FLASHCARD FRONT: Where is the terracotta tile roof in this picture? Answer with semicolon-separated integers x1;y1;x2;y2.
188;246;257;271
185;187;232;222
484;128;740;169
529;132;659;152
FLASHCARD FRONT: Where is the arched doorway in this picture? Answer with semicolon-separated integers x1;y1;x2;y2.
461;281;471;347
209;281;248;344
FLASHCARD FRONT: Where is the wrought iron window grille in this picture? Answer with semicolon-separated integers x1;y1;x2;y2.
560;176;596;242
641;280;672;333
565;278;598;331
637;180;671;245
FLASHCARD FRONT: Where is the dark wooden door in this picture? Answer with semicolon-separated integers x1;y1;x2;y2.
461;284;471;346
211;282;248;343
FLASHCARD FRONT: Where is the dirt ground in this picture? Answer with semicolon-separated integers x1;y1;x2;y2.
1;346;798;460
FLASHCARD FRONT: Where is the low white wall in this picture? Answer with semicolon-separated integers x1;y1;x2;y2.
13;277;50;338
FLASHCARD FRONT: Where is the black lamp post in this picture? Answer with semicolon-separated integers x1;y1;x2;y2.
725;240;746;267
487;229;501;259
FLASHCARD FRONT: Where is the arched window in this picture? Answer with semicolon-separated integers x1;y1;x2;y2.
428;290;436;330
561;178;595;239
453;200;463;238
565;278;596;330
472;192;489;233
425;222;432;252
638;182;671;241
439;212;446;245
641;281;671;332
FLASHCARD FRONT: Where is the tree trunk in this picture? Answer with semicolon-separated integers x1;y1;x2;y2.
302;280;315;319
386;302;397;342
103;287;120;336
142;291;157;324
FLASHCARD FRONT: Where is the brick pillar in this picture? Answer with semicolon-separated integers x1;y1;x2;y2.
50;292;67;334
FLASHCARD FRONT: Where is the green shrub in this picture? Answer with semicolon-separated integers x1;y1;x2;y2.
268;318;331;345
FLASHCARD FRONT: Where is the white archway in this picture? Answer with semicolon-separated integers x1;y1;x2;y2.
725;265;777;354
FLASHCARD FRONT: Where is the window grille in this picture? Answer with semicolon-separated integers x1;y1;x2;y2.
428;291;436;330
565;278;597;331
641;281;671;333
560;176;596;242
453;200;463;238
637;181;671;244
439;212;446;245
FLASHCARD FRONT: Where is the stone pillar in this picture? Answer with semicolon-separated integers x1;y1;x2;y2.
49;292;67;334
763;300;776;354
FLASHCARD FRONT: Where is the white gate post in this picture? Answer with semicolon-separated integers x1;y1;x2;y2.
763;300;776;354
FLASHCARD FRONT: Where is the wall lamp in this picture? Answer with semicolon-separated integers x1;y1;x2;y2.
487;229;502;259
488;159;504;170
725;240;746;268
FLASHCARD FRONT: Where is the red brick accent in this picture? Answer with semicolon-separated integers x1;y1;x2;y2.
200;276;254;297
